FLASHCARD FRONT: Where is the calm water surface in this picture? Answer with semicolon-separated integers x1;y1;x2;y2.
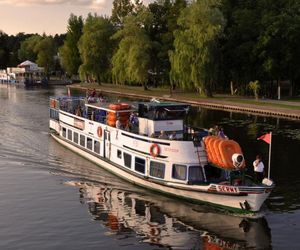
0;84;299;249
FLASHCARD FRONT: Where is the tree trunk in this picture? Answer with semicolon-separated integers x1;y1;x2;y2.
230;81;234;95
96;75;101;85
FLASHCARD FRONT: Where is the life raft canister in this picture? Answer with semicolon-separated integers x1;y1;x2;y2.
97;126;102;138
150;144;160;157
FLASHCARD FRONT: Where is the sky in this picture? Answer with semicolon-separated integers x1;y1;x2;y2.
0;0;114;35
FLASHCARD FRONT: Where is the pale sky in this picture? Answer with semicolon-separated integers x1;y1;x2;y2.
0;0;114;35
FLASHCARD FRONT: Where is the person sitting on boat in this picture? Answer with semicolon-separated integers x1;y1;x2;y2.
169;131;177;140
116;117;122;129
218;127;227;139
75;105;82;117
158;130;168;139
253;154;264;183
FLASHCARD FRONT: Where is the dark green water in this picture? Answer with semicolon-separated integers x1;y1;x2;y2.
0;84;299;249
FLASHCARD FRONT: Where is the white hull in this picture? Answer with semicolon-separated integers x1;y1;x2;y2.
51;133;272;213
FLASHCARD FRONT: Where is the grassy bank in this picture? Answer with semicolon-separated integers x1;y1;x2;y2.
69;83;300;112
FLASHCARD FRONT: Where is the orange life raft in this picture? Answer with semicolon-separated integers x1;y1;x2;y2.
204;136;245;170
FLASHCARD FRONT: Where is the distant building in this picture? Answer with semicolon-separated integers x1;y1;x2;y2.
3;60;45;84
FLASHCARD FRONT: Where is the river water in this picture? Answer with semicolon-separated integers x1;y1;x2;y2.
0;84;299;249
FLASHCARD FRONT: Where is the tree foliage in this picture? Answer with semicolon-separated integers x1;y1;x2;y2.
59;14;83;77
111;0;134;26
78;14;115;84
34;36;56;75
170;0;225;96
111;7;152;88
18;35;42;62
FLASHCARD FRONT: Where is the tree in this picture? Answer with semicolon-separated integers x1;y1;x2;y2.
111;7;152;89
111;0;134;26
78;14;115;84
34;36;56;76
248;80;260;100
59;14;83;77
18;35;42;62
170;0;225;97
0;31;9;68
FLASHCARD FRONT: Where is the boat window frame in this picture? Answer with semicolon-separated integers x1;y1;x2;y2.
62;127;66;138
123;152;132;168
172;164;187;181
73;132;79;144
150;161;165;179
94;140;100;154
135;157;146;174
188;165;205;182
80;134;85;147
67;129;72;141
117;149;122;159
87;137;93;151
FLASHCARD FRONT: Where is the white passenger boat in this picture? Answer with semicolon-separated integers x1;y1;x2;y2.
49;96;274;214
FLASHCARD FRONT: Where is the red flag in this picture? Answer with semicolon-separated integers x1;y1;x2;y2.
258;133;271;144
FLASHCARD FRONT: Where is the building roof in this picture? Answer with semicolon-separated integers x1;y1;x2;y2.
18;60;37;67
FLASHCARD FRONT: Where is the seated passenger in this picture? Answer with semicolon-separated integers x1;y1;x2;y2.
158;130;168;139
116;118;122;129
169;131;177;140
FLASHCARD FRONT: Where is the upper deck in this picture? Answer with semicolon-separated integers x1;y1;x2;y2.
49;96;208;142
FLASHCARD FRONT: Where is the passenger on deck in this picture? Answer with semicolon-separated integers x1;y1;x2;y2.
218;127;228;139
169;131;177;140
75;105;82;116
116;117;122;129
253;154;264;183
158;131;168;139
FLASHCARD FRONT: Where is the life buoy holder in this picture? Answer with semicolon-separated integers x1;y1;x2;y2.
150;144;160;157
97;126;103;138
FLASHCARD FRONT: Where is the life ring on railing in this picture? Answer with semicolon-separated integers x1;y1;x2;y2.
150;144;160;157
97;126;102;138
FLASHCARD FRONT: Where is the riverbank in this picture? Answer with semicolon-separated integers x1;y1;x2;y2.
68;83;300;120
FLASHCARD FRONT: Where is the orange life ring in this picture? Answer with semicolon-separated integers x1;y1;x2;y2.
150;144;160;157
97;126;102;138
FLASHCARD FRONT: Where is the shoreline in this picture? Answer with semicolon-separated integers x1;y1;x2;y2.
68;84;300;120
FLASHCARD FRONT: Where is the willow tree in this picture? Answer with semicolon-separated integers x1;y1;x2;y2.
18;35;42;62
78;14;115;84
111;7;152;89
169;0;225;97
59;14;83;78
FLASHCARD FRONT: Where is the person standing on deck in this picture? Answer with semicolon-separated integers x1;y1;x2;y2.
253;154;264;183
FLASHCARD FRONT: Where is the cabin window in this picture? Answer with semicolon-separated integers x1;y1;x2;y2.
117;150;122;159
150;161;165;179
67;129;72;141
94;141;100;154
73;132;79;144
172;164;187;180
87;137;93;150
123;153;132;168
62;127;66;138
135;157;145;174
204;165;228;182
80;135;85;147
188;166;204;182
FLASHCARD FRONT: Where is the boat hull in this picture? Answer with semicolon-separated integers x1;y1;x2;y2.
51;133;272;214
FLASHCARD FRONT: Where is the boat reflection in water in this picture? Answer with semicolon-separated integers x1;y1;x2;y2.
65;181;271;249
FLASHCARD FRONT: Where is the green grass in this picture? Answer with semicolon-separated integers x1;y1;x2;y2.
71;83;300;111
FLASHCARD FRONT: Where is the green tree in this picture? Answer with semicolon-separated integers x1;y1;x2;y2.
59;14;83;77
112;7;152;89
248;80;260;100
78;14;115;84
18;35;42;62
34;36;56;76
170;0;225;97
111;0;134;26
0;31;9;68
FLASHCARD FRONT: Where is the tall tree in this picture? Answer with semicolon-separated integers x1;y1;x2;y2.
34;36;56;76
0;31;9;68
59;14;83;77
111;6;152;89
18;35;42;62
170;0;225;96
78;14;115;84
111;0;134;26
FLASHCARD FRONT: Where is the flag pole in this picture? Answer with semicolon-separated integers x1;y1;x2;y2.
267;132;272;179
